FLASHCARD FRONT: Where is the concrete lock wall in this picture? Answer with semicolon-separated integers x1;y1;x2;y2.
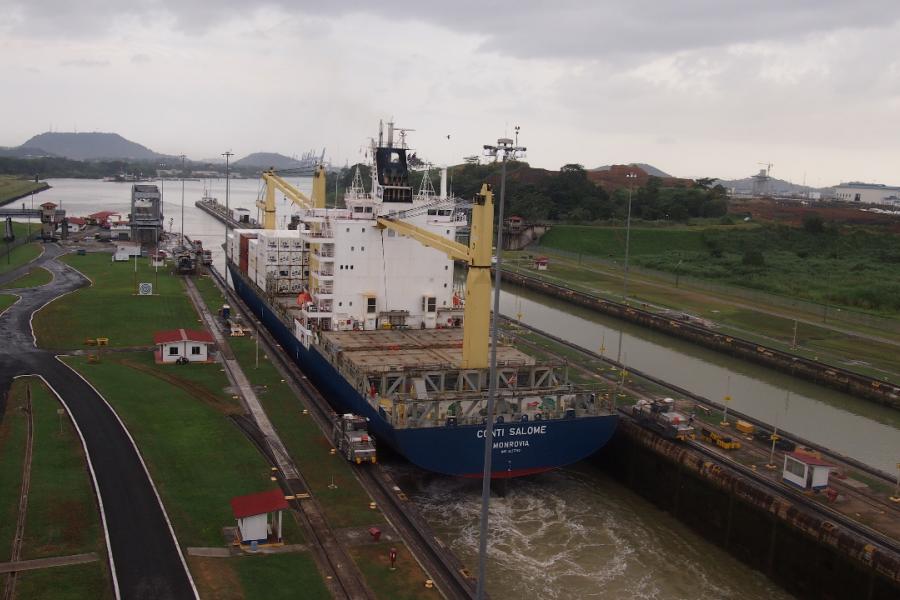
502;270;900;409
592;420;900;600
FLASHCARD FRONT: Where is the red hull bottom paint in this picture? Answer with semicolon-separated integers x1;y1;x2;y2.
461;466;554;479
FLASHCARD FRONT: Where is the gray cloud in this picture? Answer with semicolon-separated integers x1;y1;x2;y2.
7;1;900;59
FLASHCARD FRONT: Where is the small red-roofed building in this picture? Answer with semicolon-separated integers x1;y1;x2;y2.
230;489;289;545
783;451;835;491
534;256;549;271
153;329;215;364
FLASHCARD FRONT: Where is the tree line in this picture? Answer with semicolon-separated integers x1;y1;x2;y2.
326;162;728;222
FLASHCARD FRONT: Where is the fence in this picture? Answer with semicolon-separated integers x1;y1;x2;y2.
518;245;900;335
0;229;41;266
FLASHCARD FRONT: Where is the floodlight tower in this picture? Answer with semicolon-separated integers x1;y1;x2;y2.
475;126;526;600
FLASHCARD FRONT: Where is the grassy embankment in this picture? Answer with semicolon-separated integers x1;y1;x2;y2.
34;252;201;349
0;294;16;313
539;224;900;313
0;175;46;205
5;266;53;288
33;254;328;598
194;275;440;600
0;221;43;277
515;225;900;378
0;377;113;598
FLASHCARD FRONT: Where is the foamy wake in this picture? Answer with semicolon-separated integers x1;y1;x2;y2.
402;466;792;600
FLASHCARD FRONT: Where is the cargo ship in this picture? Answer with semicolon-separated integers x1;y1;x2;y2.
226;122;617;478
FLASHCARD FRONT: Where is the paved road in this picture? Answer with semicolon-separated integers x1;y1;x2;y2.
0;245;197;599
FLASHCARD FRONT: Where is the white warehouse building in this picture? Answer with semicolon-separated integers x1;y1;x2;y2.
833;182;900;206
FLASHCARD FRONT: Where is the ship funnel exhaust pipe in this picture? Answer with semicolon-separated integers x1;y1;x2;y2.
440;167;448;198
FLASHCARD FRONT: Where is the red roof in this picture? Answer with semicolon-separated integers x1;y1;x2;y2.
230;489;289;518
787;451;833;467
67;217;87;225
153;328;215;345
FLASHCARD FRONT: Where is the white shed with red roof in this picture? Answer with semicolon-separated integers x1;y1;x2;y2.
783;451;835;491
230;489;289;545
153;329;215;363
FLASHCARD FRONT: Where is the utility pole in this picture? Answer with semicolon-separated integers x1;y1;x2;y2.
180;154;186;247
222;151;234;287
475;128;526;600
622;171;638;302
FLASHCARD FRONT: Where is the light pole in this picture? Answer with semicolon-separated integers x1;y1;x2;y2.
622;171;638;302
475;129;526;600
222;151;234;287
179;154;186;247
159;162;166;223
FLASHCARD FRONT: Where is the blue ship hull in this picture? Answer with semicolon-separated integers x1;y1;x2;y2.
228;263;618;478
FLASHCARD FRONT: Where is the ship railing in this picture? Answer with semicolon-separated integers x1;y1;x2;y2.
377;388;609;429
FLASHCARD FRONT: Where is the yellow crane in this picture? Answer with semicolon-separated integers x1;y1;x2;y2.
375;183;494;370
257;165;327;229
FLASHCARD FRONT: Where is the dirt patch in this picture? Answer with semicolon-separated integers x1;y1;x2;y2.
730;198;900;231
188;556;244;600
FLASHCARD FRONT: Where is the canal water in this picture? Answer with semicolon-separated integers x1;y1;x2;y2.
36;177;899;598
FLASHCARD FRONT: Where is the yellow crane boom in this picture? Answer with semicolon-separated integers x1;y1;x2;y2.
376;183;494;369
258;165;327;229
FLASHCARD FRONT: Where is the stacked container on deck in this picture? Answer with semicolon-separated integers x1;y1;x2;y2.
252;229;307;295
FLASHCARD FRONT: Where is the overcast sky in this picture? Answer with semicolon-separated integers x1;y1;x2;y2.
2;1;900;185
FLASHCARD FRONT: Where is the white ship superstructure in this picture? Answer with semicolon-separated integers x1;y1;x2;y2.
229;121;466;346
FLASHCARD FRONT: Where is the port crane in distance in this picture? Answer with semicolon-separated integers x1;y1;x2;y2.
255;166;497;371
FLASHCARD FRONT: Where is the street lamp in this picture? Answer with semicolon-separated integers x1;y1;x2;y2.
180;154;186;247
222;151;234;287
622;171;638;302
475;128;526;600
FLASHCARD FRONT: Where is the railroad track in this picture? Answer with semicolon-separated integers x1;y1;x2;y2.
501;268;900;407
684;438;900;556
207;268;479;600
501;315;896;483
503;317;900;555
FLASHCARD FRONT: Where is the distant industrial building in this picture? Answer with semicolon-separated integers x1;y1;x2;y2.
833;182;900;207
130;184;163;244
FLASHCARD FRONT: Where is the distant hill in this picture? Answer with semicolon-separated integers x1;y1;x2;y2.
18;132;164;161
233;152;309;170
592;163;672;178
0;146;56;158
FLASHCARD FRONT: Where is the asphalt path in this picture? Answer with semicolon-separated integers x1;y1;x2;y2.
0;245;197;599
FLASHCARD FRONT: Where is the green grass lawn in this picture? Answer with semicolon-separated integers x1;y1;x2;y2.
0;242;41;276
0;293;17;313
540;224;709;258
64;353;288;548
13;561;113;600
538;223;900;314
0;379;29;562
4;266;52;289
0;176;47;205
235;553;330;599
34;253;202;349
349;543;441;600
21;377;105;560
